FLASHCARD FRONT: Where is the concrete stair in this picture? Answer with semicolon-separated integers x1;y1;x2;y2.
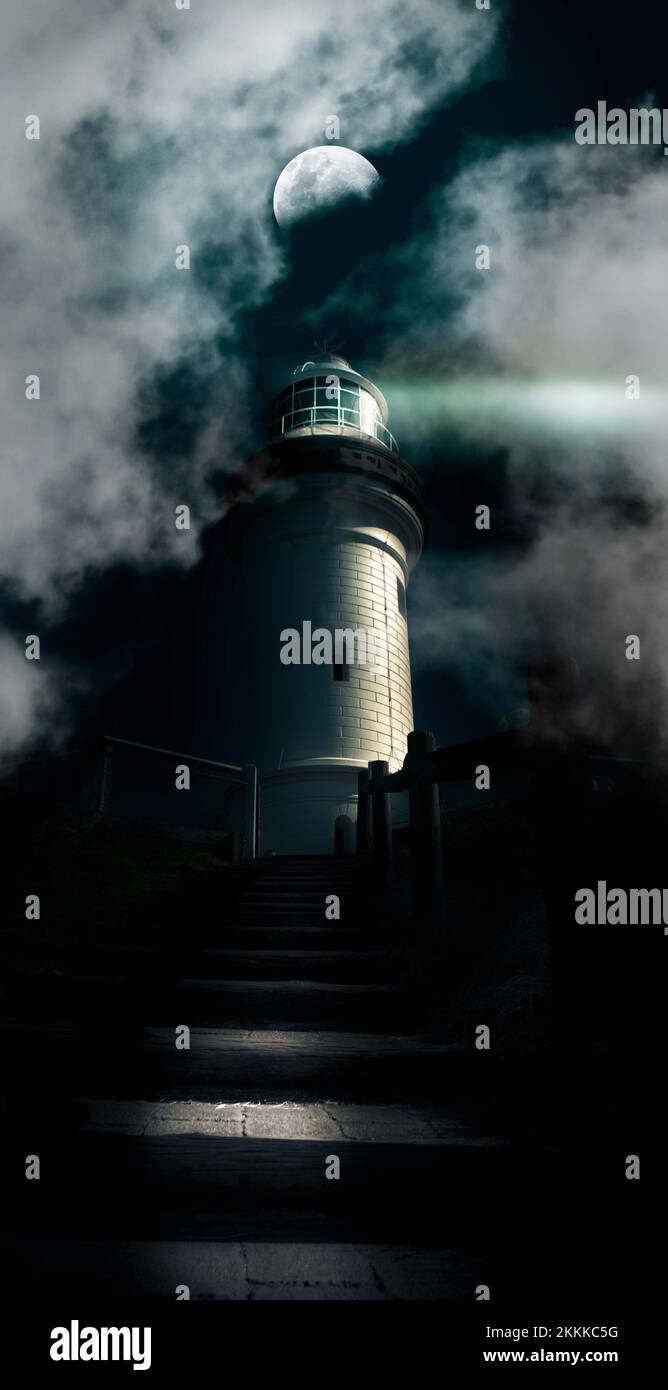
4;1237;482;1301
154;853;407;1027
2;1020;470;1103
197;947;395;982
207;924;398;949
168;978;407;1029
136;1025;467;1101
4;852;657;1308
5;854;508;1300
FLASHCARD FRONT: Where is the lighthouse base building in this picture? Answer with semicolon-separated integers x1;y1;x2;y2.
223;354;426;856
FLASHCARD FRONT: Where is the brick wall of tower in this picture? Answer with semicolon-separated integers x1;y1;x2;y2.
229;432;425;852
326;540;414;770
241;524;414;776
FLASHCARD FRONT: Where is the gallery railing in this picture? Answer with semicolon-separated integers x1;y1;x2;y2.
269;405;399;454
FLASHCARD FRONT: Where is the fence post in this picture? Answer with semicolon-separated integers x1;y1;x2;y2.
243;764;258;860
356;770;371;855
369;759;393;886
407;729;444;921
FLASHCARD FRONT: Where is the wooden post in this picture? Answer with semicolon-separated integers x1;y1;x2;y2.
356;770;371;855
369;759;393;886
407;730;444;921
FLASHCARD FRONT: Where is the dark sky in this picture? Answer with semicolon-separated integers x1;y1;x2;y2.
9;0;668;765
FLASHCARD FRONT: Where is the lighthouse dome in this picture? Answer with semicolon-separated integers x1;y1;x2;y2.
267;352;397;454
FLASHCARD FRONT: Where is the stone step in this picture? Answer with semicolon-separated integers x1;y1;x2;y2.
6;1121;645;1244
147;866;365;904
249;856;361;867
148;909;375;934
234;903;367;916
239;865;361;875
240;879;364;891
251;866;361;874
210;924;399;950
244;868;361;879
169;978;408;1028
197;948;395;983
241;886;365;898
135;1026;462;1096
153;898;371;919
5;1236;485;1301
265;856;358;864
234;901;369;912
232;908;373;926
5;1137;515;1243
0;966;410;1031
243;872;363;883
238;889;366;902
79;1097;499;1144
4;1101;508;1221
0;1020;467;1101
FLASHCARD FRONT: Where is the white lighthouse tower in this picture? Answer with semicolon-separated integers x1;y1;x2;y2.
224;352;426;855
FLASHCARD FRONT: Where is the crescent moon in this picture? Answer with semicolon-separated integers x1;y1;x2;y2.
273;146;381;229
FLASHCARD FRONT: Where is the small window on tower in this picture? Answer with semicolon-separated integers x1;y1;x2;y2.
397;576;407;618
333;659;350;682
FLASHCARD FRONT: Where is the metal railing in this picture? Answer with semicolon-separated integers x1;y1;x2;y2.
96;736;258;859
0;735;260;859
269;405;399;454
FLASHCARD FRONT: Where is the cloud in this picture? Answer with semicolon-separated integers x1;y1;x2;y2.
353;135;668;749
322;136;668;428
387;137;668;442
409;499;668;756
0;0;498;750
0;635;68;757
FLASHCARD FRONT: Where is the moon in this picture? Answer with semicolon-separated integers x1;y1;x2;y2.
273;146;381;229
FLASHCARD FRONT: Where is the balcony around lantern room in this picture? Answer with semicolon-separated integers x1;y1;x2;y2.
267;376;399;455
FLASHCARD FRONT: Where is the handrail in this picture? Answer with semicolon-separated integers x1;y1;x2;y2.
104;733;244;778
376;731;523;793
0;737;246;784
101;734;245;779
269;405;399;454
370;732;646;797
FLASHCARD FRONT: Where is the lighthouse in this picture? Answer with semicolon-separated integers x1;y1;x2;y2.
223;353;426;855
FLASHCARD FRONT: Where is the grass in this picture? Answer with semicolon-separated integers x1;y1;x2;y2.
1;795;230;980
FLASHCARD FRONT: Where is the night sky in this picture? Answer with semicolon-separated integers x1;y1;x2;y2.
3;0;668;768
